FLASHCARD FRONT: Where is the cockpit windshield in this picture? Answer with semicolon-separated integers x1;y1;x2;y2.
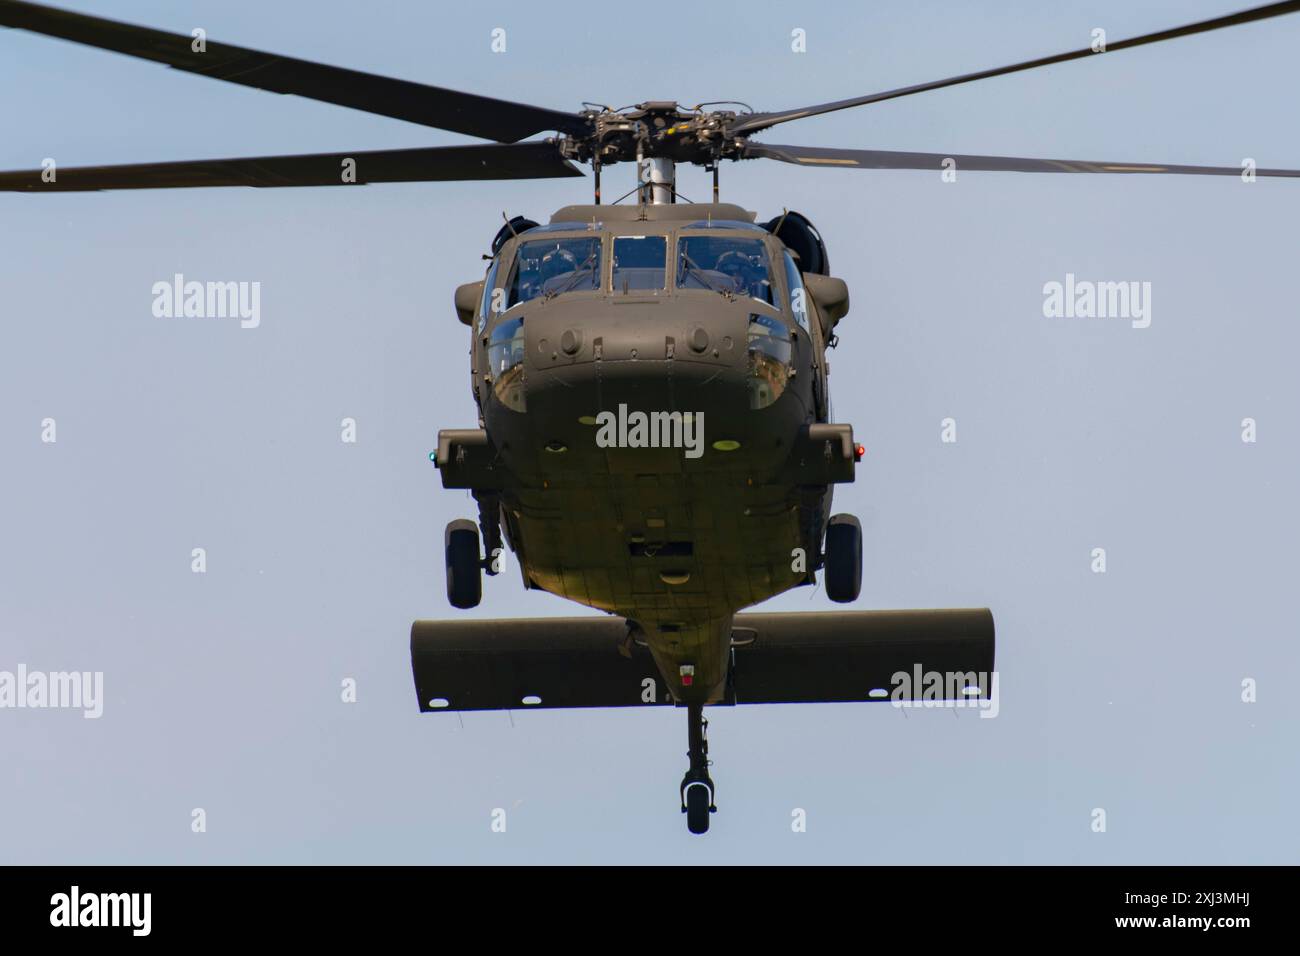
508;236;602;307
676;236;774;305
612;236;666;291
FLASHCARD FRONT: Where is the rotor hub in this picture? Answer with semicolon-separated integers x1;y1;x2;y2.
561;102;741;170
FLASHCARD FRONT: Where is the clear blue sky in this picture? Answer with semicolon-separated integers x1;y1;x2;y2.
1;0;1296;863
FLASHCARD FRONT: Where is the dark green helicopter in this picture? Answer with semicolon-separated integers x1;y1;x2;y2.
5;0;1298;834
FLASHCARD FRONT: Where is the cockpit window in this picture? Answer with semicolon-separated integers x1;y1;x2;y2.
684;220;766;231
508;236;601;307
612;236;666;292
477;255;504;332
529;221;602;232
782;252;810;332
676;236;774;305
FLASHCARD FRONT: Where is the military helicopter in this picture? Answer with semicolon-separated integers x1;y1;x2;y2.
4;1;1298;835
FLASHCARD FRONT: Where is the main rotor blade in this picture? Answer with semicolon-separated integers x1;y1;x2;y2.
729;1;1300;136
0;0;588;142
0;141;582;192
743;142;1300;178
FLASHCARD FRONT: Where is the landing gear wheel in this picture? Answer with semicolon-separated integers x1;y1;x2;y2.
825;513;862;603
445;519;482;609
683;775;713;834
679;703;716;835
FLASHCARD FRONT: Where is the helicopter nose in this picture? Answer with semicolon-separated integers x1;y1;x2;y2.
477;289;814;473
526;303;751;418
475;298;809;474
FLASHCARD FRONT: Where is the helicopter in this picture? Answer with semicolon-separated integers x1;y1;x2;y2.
4;1;1298;835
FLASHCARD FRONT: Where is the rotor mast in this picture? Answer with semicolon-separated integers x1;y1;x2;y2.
630;102;685;204
645;157;675;205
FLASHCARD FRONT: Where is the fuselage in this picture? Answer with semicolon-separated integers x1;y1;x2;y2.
452;202;853;701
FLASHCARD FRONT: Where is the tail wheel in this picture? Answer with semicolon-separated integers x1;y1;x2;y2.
824;513;862;603
684;781;712;835
445;519;482;609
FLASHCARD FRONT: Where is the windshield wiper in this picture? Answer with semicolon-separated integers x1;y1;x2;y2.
679;253;735;300
544;251;599;300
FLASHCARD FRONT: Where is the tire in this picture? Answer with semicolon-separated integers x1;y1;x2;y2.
685;781;712;834
824;513;862;604
445;519;482;609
